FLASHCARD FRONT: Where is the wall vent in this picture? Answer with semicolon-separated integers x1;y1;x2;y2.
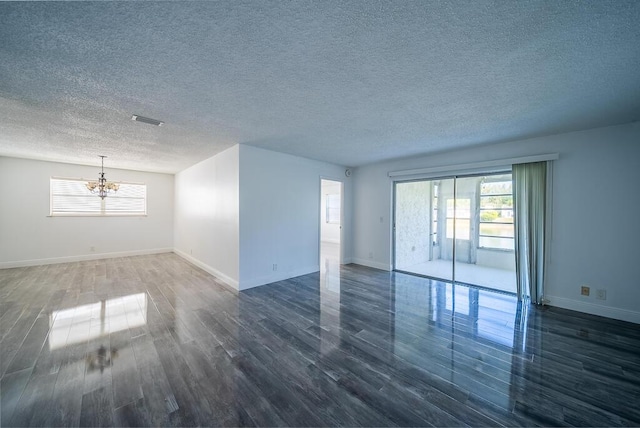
131;114;164;126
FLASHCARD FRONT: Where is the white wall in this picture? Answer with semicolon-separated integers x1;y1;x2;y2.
320;180;341;244
173;145;240;289
239;145;351;290
0;157;174;267
352;122;640;323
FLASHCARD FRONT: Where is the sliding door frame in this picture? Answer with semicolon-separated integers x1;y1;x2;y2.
392;169;513;290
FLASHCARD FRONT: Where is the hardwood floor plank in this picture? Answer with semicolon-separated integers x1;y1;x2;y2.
46;359;85;427
0;367;32;426
109;331;143;409
2;253;640;427
233;351;327;426
153;334;215;426
79;386;114;427
112;397;153;427
0;308;40;376
5;314;50;374
8;371;58;427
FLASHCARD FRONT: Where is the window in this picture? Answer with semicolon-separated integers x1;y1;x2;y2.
432;182;438;245
325;193;340;224
50;178;147;216
446;198;471;240
479;176;514;250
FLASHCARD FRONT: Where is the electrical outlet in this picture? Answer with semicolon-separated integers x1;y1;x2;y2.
581;286;590;296
90;246;95;252
368;252;373;259
272;264;278;271
596;289;607;300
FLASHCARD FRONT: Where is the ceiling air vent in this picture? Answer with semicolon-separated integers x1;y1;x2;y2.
131;114;164;126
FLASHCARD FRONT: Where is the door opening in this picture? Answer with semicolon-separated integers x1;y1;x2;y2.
320;179;342;277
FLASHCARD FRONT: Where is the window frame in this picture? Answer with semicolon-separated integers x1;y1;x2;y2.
478;177;514;251
445;197;471;240
325;193;340;224
50;177;148;217
431;182;438;246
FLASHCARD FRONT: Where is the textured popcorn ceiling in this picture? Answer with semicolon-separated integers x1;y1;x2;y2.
1;1;639;173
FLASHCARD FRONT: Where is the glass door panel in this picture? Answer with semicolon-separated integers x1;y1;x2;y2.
436;179;455;281
394;178;453;281
394;180;431;274
453;174;516;293
452;176;478;284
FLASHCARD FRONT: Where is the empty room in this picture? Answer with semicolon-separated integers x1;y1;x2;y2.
1;1;640;427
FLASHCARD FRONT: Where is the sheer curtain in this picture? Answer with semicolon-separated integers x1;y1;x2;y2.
512;162;547;304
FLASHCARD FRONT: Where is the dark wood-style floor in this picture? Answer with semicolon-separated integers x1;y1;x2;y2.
1;253;639;427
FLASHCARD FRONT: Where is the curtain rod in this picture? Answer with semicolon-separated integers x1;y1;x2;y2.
387;153;559;178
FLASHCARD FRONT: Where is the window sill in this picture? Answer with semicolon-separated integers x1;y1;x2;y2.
477;247;514;253
48;214;148;217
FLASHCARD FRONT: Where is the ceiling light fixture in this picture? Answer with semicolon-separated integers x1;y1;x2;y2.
131;114;164;126
86;156;119;199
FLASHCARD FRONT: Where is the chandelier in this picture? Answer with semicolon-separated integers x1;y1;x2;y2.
86;155;119;199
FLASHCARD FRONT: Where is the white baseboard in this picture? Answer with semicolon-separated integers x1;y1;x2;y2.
321;238;340;244
172;249;239;292
0;248;173;269
239;265;320;290
545;295;640;324
351;258;392;271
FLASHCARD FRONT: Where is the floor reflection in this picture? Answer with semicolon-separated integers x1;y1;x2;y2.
320;241;341;355
85;344;118;373
393;273;528;411
394;275;524;349
431;282;520;347
49;293;147;350
5;254;638;426
320;241;341;292
241;264;537;422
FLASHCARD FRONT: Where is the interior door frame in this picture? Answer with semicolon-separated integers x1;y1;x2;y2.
319;176;345;266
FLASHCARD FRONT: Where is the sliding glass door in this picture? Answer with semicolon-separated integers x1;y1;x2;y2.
394;178;454;280
394;173;516;293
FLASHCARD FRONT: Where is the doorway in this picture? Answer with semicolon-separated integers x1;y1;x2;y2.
319;178;342;355
393;173;516;293
320;179;342;273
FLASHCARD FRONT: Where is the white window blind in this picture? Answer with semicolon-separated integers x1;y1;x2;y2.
51;178;147;216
